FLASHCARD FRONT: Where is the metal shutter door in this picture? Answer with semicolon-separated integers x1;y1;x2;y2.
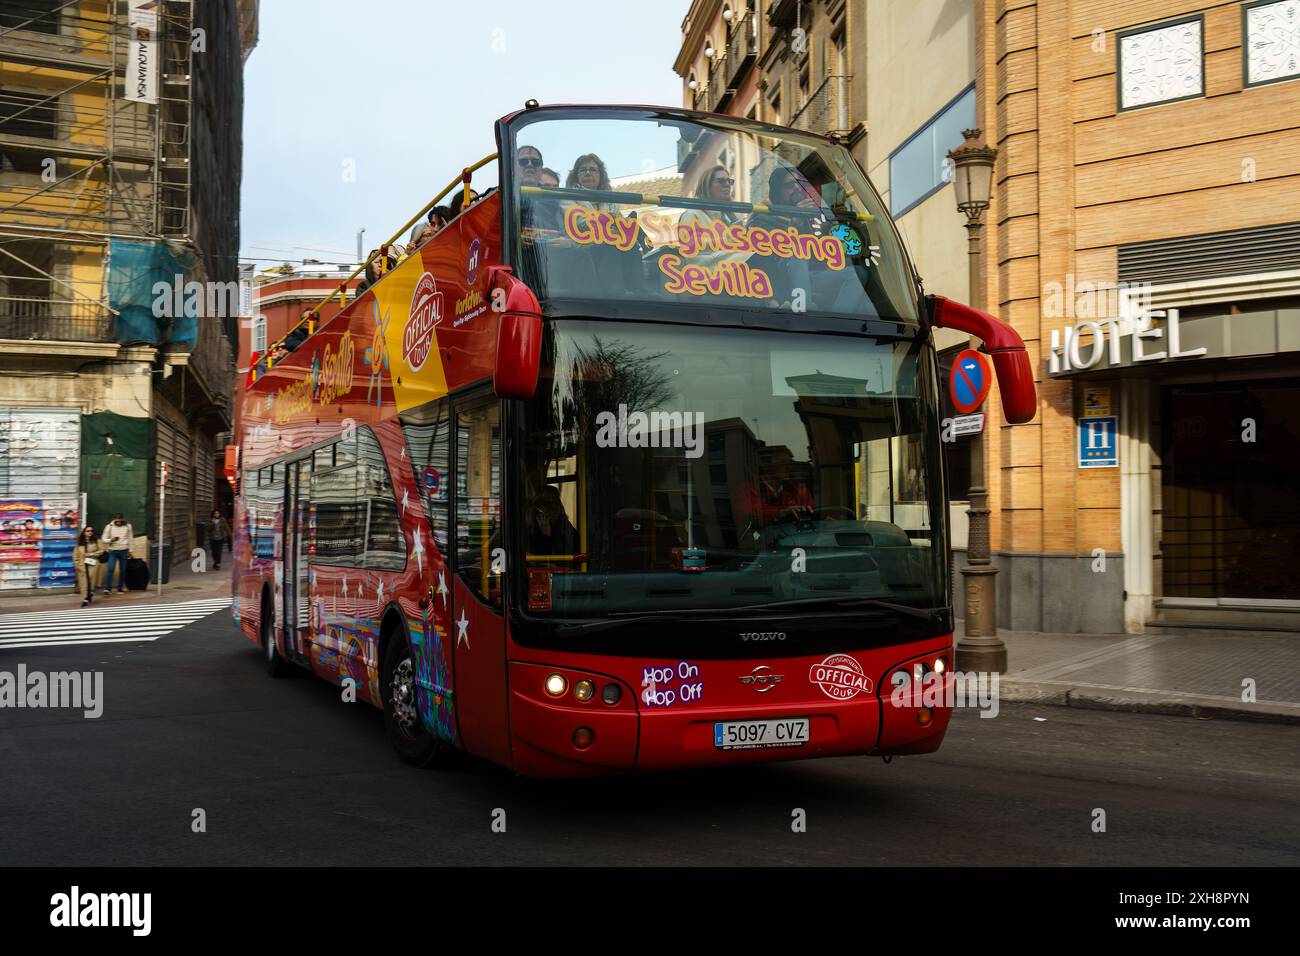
155;418;192;564
0;407;80;497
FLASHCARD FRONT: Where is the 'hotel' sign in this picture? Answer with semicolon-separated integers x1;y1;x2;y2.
1048;309;1207;376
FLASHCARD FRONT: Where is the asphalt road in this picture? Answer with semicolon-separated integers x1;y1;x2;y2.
2;607;1297;866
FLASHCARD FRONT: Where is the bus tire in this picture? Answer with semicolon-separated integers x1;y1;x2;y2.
381;630;446;767
261;598;292;678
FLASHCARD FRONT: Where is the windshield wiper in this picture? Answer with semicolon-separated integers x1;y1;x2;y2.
551;597;940;634
734;596;941;620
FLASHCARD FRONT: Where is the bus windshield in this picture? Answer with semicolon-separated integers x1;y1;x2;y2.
516;319;946;620
509;110;917;321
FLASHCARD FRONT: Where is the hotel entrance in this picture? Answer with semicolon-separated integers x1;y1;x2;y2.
1160;377;1300;605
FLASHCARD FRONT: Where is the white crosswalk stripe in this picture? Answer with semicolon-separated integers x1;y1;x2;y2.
0;597;231;649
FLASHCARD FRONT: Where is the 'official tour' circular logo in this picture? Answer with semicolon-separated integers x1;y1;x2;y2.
808;654;873;700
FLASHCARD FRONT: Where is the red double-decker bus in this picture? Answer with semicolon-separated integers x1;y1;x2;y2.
231;104;1035;777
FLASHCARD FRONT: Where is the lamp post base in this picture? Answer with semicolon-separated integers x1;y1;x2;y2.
956;566;1006;672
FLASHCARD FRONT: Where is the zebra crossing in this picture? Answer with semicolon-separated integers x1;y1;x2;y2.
0;597;232;650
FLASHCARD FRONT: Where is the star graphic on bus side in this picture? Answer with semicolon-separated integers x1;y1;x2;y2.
411;529;425;574
436;570;448;605
401;488;409;514
457;609;470;649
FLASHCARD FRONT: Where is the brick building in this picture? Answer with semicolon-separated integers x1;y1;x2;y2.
678;1;1300;634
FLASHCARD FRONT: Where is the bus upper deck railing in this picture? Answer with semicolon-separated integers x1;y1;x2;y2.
251;152;499;381
519;184;875;223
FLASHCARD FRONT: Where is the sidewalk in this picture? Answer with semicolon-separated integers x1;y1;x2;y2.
963;622;1300;724
0;562;231;616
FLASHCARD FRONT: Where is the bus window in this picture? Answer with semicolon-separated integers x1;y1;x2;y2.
509;112;916;322
244;466;280;562
358;428;404;571
399;399;451;557
516;319;946;617
312;444;363;566
336;427;357;469
454;398;502;608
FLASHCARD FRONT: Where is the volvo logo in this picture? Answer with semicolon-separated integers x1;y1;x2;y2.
739;665;784;693
739;631;786;641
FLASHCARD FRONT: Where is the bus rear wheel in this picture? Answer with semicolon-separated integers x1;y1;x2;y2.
261;601;292;678
381;634;447;767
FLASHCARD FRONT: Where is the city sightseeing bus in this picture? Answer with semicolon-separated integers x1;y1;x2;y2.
231;103;1036;777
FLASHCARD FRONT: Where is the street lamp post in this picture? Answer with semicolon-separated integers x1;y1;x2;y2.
947;128;1006;673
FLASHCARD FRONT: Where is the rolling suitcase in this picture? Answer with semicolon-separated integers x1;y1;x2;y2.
125;557;150;591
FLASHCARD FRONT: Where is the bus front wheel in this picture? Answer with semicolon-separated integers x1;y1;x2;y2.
381;634;447;767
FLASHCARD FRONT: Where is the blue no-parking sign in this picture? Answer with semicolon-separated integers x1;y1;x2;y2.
1078;416;1118;468
949;349;991;414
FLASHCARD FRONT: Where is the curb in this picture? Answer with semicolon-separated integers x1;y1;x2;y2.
0;583;231;616
1001;679;1300;725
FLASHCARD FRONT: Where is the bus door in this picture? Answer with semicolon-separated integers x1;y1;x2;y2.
282;457;312;663
450;392;510;766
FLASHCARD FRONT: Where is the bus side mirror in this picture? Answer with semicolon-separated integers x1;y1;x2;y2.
927;294;1037;424
489;266;543;400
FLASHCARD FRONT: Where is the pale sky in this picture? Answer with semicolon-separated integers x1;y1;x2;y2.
239;0;686;268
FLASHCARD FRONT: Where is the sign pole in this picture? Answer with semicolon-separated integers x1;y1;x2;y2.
157;460;167;598
955;219;1007;673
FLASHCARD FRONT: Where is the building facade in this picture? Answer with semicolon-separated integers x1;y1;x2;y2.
233;263;361;442
677;0;1300;634
0;0;258;588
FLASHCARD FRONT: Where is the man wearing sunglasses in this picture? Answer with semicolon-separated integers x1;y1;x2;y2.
517;144;563;238
746;164;845;308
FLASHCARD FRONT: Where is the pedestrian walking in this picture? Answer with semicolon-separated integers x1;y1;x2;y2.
208;509;230;570
100;513;133;594
73;525;104;607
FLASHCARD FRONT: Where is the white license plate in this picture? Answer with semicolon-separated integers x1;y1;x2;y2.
714;717;809;750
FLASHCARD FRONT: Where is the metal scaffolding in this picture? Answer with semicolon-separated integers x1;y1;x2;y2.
0;0;195;338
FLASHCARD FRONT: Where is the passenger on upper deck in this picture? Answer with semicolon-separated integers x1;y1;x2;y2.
428;205;451;231
517;145;562;236
449;188;480;220
354;248;398;298
564;153;614;210
694;164;743;224
746;165;858;310
409;221;436;250
539;167;561;188
675;164;748;270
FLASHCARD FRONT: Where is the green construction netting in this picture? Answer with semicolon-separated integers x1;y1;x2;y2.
108;240;198;347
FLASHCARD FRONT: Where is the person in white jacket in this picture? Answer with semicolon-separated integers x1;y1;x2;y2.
100;513;133;594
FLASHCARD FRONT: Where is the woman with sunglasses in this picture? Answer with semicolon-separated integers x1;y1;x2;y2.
675;164;750;270
564;153;614;211
693;164;744;224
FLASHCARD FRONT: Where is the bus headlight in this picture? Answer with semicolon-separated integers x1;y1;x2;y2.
574;679;595;702
544;673;567;697
934;657;946;674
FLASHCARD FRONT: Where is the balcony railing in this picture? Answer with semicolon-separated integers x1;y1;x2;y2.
725;16;757;89
789;74;852;137
0;296;113;342
705;56;728;112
